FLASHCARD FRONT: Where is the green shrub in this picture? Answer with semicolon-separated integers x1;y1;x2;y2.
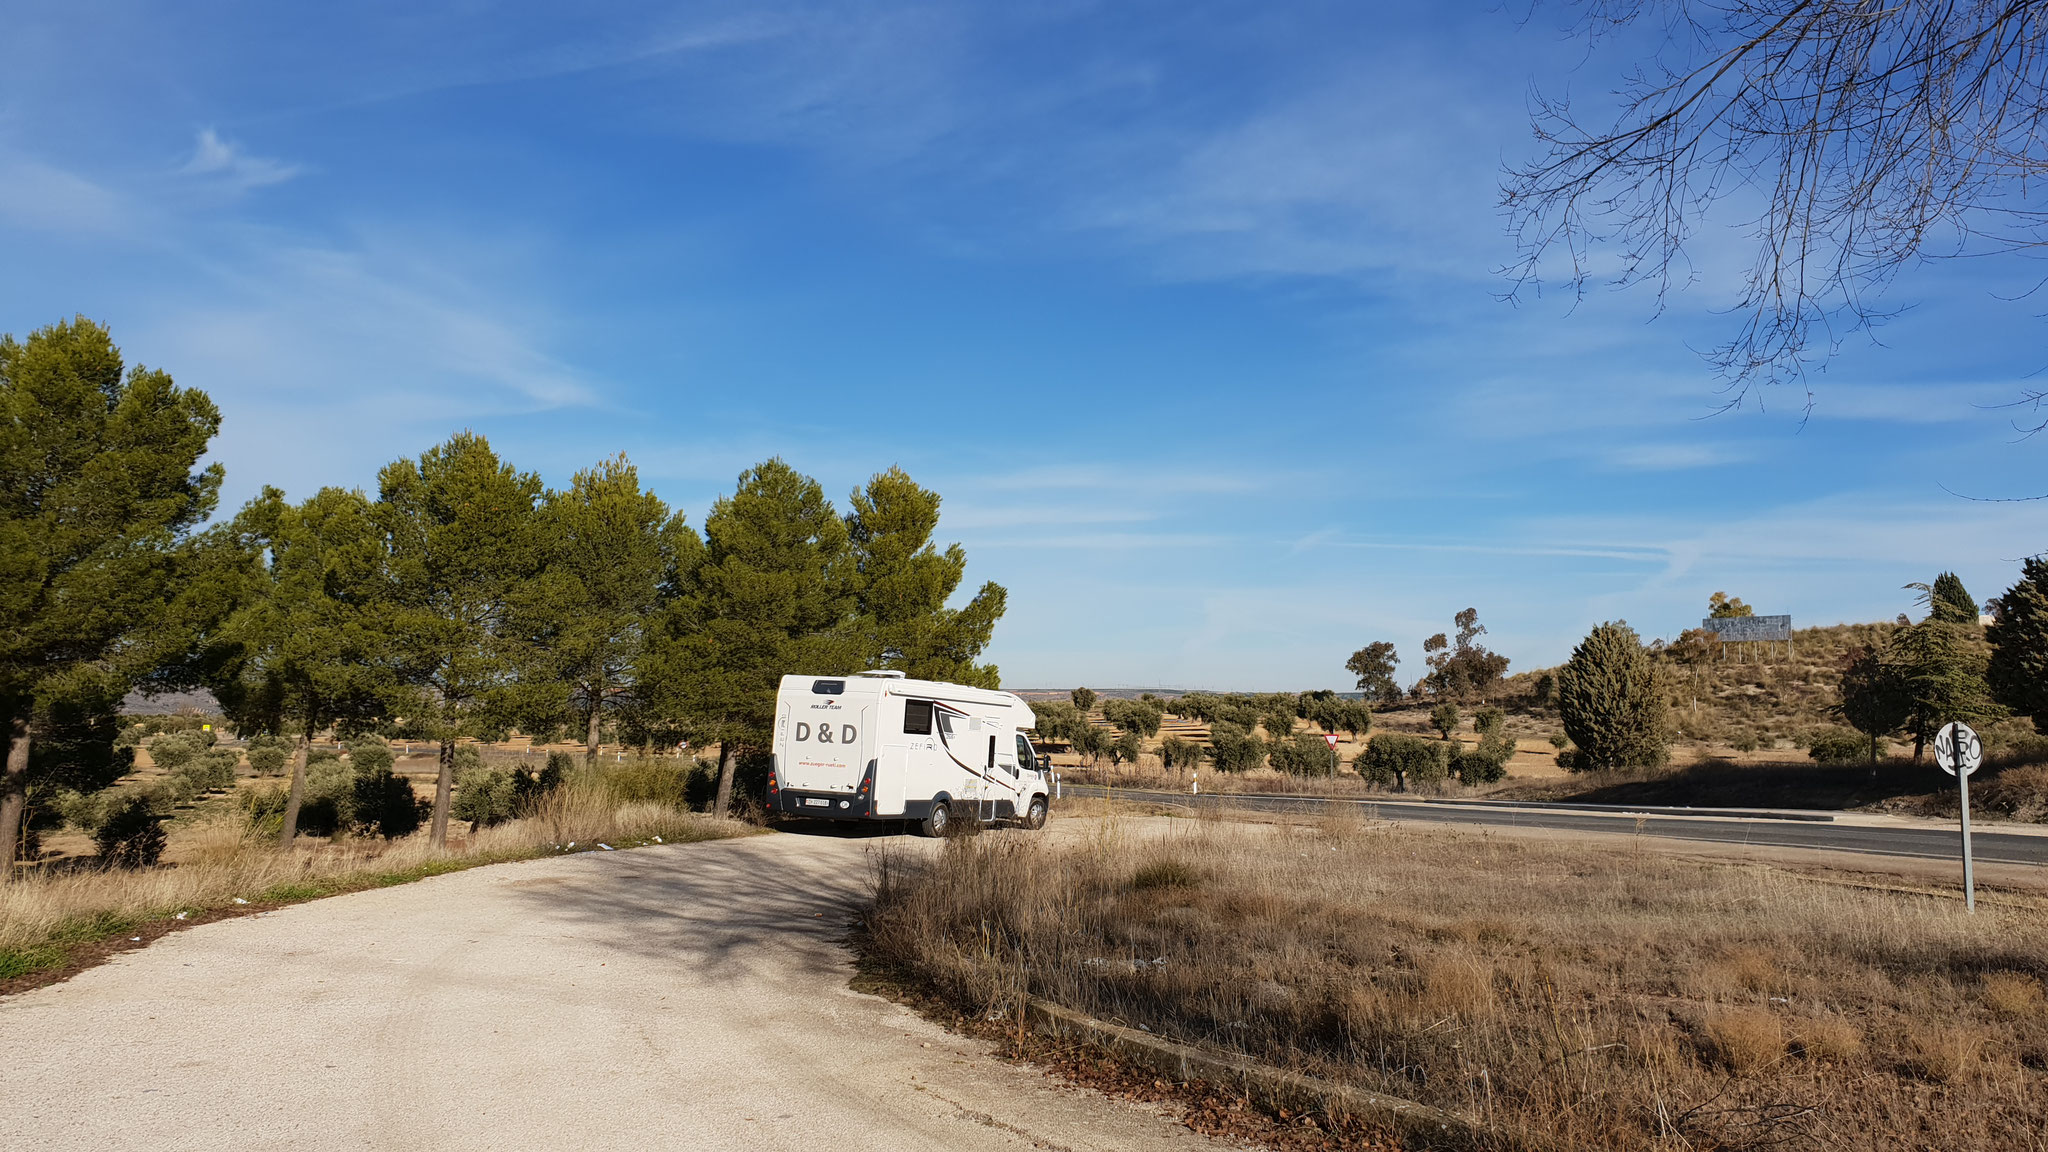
1731;731;1761;754
350;767;424;837
1456;727;1516;785
1557;621;1669;771
453;767;519;829
1533;672;1556;706
1359;733;1448;790
546;750;576;776
245;745;289;775
1269;731;1338;776
1159;735;1204;773
347;737;395;774
146;732;206;772
1430;703;1461;740
1206;722;1267;773
172;749;239;794
1807;728;1868;766
93;795;166;868
1475;707;1506;736
294;757;360;836
598;758;691;807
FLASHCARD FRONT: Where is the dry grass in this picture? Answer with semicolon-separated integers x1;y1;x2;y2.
2;769;747;983
867;815;2048;1151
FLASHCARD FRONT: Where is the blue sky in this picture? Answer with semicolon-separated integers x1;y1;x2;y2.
5;1;2046;689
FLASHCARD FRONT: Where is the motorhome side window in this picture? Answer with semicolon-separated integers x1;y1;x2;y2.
1015;734;1037;772
903;700;932;735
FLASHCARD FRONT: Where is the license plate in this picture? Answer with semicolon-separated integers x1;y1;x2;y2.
803;798;830;807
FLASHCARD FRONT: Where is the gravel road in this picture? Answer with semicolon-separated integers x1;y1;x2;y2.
0;828;1225;1152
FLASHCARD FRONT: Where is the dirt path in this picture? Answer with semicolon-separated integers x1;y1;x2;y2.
0;828;1227;1152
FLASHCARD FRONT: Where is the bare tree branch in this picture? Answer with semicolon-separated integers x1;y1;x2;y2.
1504;1;2048;406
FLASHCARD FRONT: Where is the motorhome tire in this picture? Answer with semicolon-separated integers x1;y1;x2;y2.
921;800;952;838
1022;796;1047;830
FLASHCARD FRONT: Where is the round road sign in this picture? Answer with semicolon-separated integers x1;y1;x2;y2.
1935;721;1982;777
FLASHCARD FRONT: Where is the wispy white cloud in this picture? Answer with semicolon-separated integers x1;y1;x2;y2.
182;128;300;191
0;151;127;233
1603;442;1752;472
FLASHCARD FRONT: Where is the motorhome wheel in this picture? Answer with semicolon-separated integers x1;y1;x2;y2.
1022;796;1047;830
921;801;951;838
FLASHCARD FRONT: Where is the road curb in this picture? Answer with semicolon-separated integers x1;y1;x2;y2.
1424;797;1836;822
1074;785;1836;823
1024;998;1479;1149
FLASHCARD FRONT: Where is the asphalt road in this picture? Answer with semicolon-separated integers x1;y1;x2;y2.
1069;784;2048;866
0;830;1224;1152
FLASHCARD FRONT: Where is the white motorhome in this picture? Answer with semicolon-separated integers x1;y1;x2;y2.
769;671;1053;836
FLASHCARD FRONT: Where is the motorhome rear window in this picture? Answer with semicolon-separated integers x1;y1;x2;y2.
903;700;933;734
811;679;845;695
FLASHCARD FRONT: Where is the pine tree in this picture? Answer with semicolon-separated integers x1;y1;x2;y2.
648;460;855;816
0;319;232;872
1987;558;2048;732
376;433;545;847
1556;621;1668;771
1886;618;2000;761
1835;644;1908;766
844;467;1006;687
520;455;698;763
208;486;398;844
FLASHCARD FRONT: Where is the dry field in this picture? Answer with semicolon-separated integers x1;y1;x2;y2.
1;773;747;987
867;813;2048;1151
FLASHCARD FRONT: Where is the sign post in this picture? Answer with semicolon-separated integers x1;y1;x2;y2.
1324;732;1340;776
1934;721;1983;913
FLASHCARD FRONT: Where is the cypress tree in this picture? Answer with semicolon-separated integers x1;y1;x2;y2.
1928;572;1980;625
1556;621;1668;771
1988;558;2048;732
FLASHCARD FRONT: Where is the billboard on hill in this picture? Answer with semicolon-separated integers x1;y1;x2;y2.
1701;615;1791;642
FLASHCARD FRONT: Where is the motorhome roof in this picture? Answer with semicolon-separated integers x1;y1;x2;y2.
781;672;1022;709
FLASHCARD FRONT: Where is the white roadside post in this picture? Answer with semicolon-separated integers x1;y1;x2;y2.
1934;720;1984;913
1324;732;1340;777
